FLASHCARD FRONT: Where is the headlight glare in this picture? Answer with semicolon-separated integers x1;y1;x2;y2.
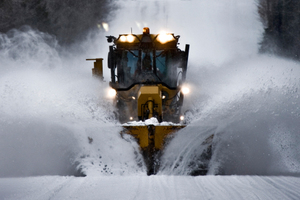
120;35;126;42
107;88;117;98
127;34;134;42
181;86;190;95
119;35;135;43
157;33;174;44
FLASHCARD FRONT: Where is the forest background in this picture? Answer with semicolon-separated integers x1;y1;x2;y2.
0;0;299;60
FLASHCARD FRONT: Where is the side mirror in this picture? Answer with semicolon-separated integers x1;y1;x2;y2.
106;36;116;43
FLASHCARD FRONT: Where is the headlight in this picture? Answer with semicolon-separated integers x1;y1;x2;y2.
107;88;117;98
119;35;135;43
161;91;169;100
127;34;135;42
157;33;174;44
181;86;190;95
120;35;127;42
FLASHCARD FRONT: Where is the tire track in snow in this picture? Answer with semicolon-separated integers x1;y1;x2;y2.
48;177;85;200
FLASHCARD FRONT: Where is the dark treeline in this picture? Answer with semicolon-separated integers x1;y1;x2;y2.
1;0;300;59
258;0;300;60
0;0;116;45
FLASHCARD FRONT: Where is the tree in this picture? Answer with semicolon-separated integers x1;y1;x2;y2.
0;0;117;45
258;0;300;60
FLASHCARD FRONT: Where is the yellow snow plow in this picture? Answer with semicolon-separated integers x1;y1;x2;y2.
87;27;190;175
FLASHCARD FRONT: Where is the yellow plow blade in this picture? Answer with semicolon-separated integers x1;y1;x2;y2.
121;125;185;175
121;125;185;150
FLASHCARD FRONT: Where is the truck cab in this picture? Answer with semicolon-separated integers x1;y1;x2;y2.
107;27;189;123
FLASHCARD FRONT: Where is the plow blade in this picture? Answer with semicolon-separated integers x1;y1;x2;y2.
121;125;185;175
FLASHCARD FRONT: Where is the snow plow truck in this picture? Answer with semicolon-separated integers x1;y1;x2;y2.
87;27;192;175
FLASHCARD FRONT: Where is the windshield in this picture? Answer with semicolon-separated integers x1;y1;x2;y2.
116;49;179;88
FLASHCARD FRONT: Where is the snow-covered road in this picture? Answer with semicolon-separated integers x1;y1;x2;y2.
1;1;300;200
1;175;300;200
